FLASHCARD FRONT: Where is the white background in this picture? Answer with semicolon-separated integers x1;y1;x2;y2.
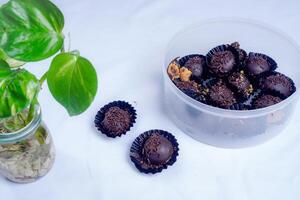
1;0;300;199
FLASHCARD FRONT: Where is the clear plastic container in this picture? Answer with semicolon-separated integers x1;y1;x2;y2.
163;18;300;148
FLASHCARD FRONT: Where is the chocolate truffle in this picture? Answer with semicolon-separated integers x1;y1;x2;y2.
207;45;238;77
227;70;253;99
252;94;282;109
245;52;277;76
94;101;136;138
130;130;179;174
208;81;237;108
260;72;296;98
183;55;206;79
174;80;199;99
102;107;130;133
143;133;174;165
231;42;247;66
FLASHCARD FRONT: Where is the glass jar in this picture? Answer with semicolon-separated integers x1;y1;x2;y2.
0;105;55;183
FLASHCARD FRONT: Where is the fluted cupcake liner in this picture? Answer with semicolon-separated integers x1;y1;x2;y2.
130;129;179;174
229;102;251;110
230;42;248;68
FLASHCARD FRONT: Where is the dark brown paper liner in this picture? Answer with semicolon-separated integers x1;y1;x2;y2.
178;54;204;66
130;130;179;174
229;103;251;110
94;101;137;138
230;42;248;68
237;48;247;68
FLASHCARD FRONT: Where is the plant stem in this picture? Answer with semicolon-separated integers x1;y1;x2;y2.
67;32;71;52
61;38;65;53
71;50;80;56
26;97;38;124
26;84;40;124
39;71;48;86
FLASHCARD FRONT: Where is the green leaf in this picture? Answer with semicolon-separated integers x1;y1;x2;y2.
47;52;98;116
0;59;9;69
0;69;39;118
0;49;25;68
0;0;65;62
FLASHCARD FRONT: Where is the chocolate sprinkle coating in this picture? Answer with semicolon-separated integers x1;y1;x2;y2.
174;80;199;99
227;70;253;99
183;55;206;79
94;101;136;138
210;51;235;75
245;52;277;76
143;134;174;165
102;107;130;134
260;72;296;98
207;45;238;77
130;130;179;174
252;94;282;109
208;81;237;109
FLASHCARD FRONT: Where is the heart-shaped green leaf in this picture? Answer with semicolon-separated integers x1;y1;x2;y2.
0;69;39;118
0;0;65;62
47;52;98;116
